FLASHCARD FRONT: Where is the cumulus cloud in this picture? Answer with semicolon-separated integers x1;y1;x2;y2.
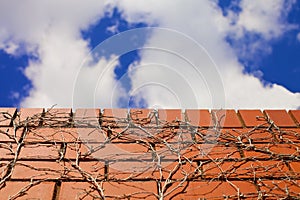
0;0;299;109
297;32;300;42
224;0;297;61
115;0;300;109
0;0;127;108
233;0;296;39
22;30;123;108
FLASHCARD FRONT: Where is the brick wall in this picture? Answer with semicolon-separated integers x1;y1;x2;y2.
0;108;300;199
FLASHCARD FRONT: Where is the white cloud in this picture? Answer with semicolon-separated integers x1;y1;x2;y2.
297;32;300;42
224;0;297;61
236;0;295;39
0;0;127;108
10;91;20;100
0;1;111;46
22;28;123;108
114;0;300;109
0;42;19;55
0;0;299;109
106;22;120;34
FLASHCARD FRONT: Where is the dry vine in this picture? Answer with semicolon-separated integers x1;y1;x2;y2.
0;108;299;199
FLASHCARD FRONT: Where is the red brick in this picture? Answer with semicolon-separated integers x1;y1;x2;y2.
103;181;157;199
158;109;183;124
103;108;128;119
59;182;100;199
288;162;300;176
269;143;300;156
165;181;257;199
195;128;239;143
0;181;55;200
264;110;296;127
152;127;192;146
156;161;198;180
0;143;18;159
65;142;152;160
130;109;153;125
19;143;61;160
151;140;194;161
109;160;197;180
0;161;9;179
0;128;13;142
102;108;128;127
0;107;16;126
241;160;290;178
57;160;87;179
24;127;79;143
278;128;300;143
0;127;23;142
108;160;157;180
185;109;212;127
259;180;300;197
59;182;157;199
74;108;100;127
289;110;300;126
122;143;153;160
106;127;192;148
212;109;242;127
202;160;290;179
12;161;64;180
162;143;240;162
48;108;72;113
78;161;105;179
26;127;100;144
238;109;266;127
201;161;236;179
217;128;242;143
56;161;105;180
243;143;299;159
105;127;155;143
166;128;193;144
64;143;87;159
18;108;44;126
236;128;274;143
182;144;241;161
153;144;180;161
242;145;269;159
76;127;106;143
43;108;72;126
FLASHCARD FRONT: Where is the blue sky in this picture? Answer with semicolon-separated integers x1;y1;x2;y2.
240;2;300;93
218;0;300;92
0;1;299;109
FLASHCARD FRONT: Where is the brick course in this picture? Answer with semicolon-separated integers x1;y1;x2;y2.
0;108;299;199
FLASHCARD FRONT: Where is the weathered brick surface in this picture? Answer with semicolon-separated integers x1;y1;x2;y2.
0;182;55;199
290;110;300;126
0;108;299;199
264;110;296;127
18;108;44;126
0;108;16;126
185;109;212;127
238;109;266;127
43;108;72;127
